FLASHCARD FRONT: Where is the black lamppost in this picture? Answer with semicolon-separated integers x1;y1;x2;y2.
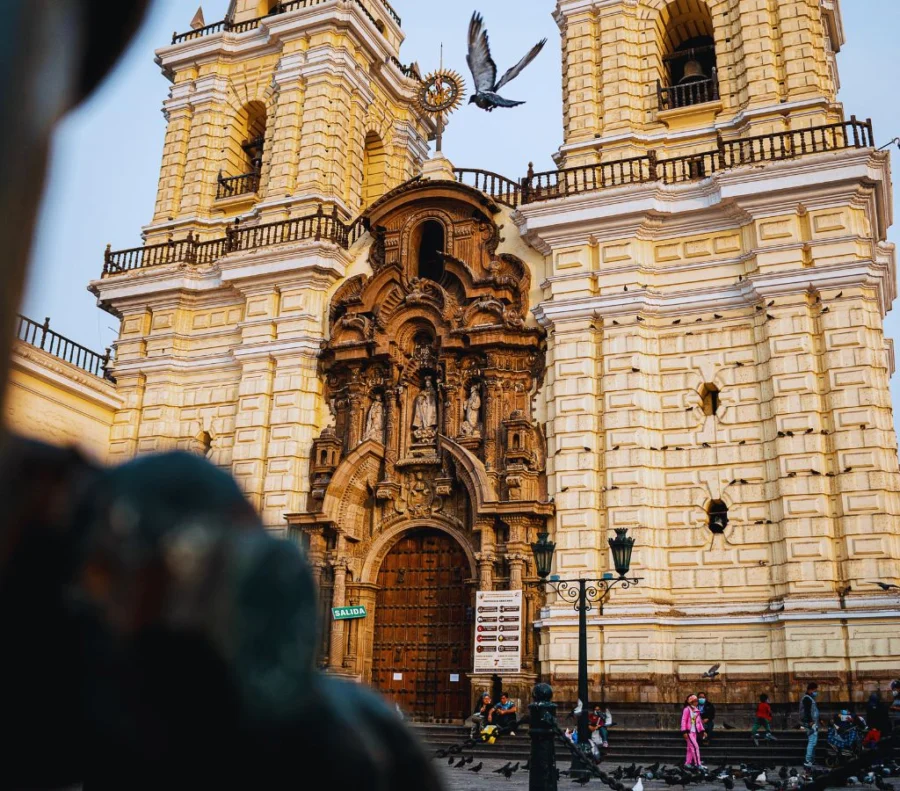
530;528;642;777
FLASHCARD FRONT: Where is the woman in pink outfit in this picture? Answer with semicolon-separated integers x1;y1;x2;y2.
681;694;706;769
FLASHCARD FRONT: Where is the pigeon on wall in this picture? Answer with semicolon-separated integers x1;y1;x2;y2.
466;12;546;111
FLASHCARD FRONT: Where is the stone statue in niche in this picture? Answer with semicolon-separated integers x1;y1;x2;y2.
363;393;385;443
460;384;482;438
412;377;438;443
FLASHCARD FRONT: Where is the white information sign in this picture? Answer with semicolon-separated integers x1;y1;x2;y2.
473;590;523;674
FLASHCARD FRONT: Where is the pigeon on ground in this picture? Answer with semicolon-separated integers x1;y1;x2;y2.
465;755;474;764
454;757;466;768
494;762;513;774
468;762;483;773
634;778;645;791
466;12;547;111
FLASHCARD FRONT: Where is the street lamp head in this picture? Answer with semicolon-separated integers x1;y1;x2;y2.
608;528;635;578
531;531;556;580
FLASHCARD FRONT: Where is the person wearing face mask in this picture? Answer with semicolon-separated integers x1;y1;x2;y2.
799;682;821;769
681;694;707;770
697;692;716;738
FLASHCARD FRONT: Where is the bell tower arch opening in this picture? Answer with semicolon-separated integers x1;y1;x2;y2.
657;0;719;110
412;219;446;282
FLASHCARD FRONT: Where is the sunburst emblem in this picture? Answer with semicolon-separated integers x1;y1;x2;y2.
417;69;466;116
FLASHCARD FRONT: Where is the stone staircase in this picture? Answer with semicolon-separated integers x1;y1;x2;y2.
413;724;876;766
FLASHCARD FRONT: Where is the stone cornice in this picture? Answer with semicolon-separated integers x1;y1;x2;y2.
533;260;895;328
91;241;356;315
156;2;416;106
518;149;893;248
11;344;122;410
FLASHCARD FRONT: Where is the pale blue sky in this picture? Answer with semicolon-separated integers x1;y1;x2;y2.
21;0;900;414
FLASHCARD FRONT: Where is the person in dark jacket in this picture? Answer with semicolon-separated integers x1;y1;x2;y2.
866;691;892;735
800;682;821;768
698;691;716;736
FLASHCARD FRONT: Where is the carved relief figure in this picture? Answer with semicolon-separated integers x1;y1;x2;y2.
412;377;438;442
460;384;482;437
363;394;385;443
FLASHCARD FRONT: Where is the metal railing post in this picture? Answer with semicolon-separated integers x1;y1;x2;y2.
529;683;558;791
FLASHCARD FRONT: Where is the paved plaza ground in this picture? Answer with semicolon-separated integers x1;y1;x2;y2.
436;760;863;791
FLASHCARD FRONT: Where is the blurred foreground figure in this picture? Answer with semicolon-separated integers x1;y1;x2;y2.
0;2;440;788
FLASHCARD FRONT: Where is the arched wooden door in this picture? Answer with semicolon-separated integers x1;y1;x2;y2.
372;528;472;722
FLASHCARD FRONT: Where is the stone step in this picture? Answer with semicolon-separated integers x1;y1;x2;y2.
415;726;897;765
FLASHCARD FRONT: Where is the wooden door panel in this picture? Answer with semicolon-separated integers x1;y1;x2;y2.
372;529;471;721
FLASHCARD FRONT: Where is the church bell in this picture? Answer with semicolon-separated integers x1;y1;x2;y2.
679;58;706;83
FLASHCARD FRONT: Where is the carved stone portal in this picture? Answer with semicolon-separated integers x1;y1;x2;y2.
289;179;552;692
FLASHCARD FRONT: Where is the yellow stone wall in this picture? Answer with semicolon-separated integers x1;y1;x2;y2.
521;144;899;701
4;342;121;463
147;0;431;246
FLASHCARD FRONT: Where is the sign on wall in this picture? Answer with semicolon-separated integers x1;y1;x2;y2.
332;605;367;621
473;590;523;674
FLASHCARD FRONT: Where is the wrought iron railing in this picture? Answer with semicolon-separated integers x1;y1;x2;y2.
102;206;364;277
15;315;113;381
520;116;874;205
658;74;720;111
216;172;261;200
102;118;875;277
453;169;524;208
172;0;400;45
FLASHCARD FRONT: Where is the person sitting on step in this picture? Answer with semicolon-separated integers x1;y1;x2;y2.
492;692;518;734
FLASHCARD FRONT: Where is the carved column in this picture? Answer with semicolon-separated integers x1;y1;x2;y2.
329;558;349;668
347;383;365;449
507;553;526;591
383;386;399;472
307;527;328;590
443;359;462;438
344;590;359;670
483;376;503;470
476;552;495;592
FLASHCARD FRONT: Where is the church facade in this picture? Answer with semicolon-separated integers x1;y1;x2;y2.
26;0;898;718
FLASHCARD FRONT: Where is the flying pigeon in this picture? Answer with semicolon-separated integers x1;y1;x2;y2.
466;12;547;111
702;663;721;679
872;581;900;591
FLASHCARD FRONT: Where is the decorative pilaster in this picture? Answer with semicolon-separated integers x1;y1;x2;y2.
328;557;348;668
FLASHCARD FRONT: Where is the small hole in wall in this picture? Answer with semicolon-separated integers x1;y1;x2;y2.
700;383;720;416
708;500;729;534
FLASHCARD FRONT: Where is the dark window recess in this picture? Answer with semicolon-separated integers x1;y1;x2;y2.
417;220;445;282
708;500;729;534
658;3;720;112
701;383;720;416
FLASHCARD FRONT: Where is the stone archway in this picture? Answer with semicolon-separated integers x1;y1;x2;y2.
370;526;473;722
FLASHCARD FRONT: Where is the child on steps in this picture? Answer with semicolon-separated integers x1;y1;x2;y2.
752;693;778;744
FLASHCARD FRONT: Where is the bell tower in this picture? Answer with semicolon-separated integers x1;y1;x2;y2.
148;0;430;245
92;1;434;530
520;0;900;704
556;0;844;166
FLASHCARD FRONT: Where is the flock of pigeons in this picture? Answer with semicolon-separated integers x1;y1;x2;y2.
437;754;900;790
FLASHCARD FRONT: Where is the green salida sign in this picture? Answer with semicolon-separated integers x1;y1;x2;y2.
332;605;368;621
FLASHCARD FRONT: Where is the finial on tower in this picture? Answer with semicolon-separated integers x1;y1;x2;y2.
190;7;206;30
